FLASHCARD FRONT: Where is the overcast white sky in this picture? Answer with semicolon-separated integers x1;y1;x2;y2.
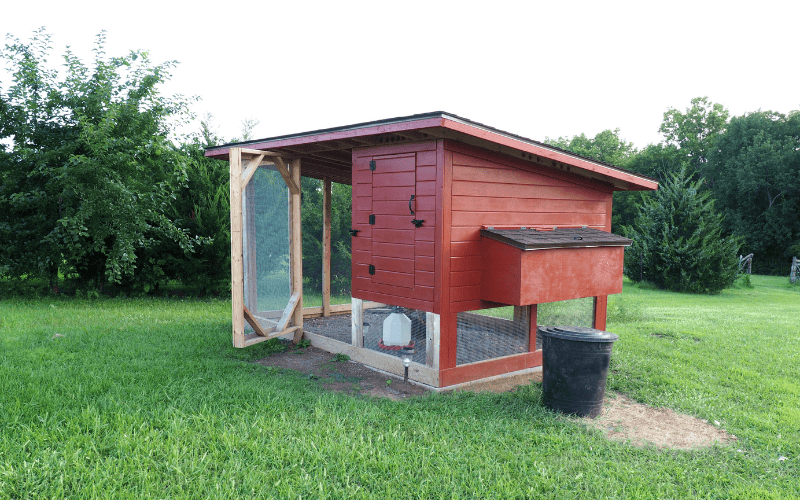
2;0;798;150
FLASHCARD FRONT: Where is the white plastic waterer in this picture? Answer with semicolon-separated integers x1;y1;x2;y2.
382;306;411;346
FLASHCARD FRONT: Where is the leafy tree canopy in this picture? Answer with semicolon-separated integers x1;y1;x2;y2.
0;29;200;289
659;96;729;176
706;110;800;273
546;128;637;166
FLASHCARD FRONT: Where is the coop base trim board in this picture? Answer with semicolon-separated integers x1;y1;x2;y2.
439;351;543;388
302;331;440;387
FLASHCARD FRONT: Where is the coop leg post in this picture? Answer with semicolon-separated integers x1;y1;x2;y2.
426;312;440;369
594;296;608;331
528;304;538;352
351;298;364;347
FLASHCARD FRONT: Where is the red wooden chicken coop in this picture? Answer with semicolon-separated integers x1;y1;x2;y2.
205;112;657;389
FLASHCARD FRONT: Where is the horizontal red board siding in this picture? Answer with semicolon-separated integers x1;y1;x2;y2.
373;256;414;274
372;186;415;201
452;181;607;201
416;270;435;287
451;197;606;214
416;256;435;272
373;269;414;289
373;172;415;187
451;212;607;227
417;150;437;166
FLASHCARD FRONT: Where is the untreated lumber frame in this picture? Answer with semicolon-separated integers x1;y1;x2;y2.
230;148;305;347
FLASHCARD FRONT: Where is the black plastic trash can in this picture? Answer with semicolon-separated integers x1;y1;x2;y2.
538;326;619;418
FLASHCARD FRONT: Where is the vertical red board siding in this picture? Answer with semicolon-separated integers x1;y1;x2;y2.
351;141;439;312
445;141;614;313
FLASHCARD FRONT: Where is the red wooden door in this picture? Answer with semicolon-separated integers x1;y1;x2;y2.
351;149;435;308
370;154;417;289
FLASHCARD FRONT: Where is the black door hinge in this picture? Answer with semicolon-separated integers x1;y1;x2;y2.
369;214;375;225
369;160;376;171
368;264;375;275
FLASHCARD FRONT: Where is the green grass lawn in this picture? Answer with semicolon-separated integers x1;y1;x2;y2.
0;276;798;498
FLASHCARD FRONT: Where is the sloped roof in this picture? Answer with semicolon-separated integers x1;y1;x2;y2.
205;111;658;191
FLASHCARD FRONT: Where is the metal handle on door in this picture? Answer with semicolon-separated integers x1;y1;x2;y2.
409;195;415;215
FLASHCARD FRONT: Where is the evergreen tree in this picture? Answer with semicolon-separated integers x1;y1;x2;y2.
623;168;740;294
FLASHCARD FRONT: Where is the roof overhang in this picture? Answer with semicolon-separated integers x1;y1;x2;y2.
204;111;658;191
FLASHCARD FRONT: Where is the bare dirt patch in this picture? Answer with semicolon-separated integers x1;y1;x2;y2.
255;343;427;400
255;342;736;449
585;393;737;449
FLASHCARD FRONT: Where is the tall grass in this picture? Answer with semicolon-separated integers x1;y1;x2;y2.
0;276;798;498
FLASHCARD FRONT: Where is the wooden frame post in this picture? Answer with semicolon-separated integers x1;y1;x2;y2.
230;148;245;348
290;158;304;342
351;297;364;347
322;178;332;317
426;312;440;369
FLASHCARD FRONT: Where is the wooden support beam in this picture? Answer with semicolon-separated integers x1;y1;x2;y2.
290;158;303;343
273;156;300;195
240;148;296;159
243;305;268;337
243;326;302;347
241;154;265;188
322;178;332;317
229;148;245;348
276;292;300;333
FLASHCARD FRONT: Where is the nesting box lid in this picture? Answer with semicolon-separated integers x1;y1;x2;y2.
479;227;632;251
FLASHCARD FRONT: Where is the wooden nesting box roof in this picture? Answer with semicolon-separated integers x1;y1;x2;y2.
480;227;632;251
204;111;658;191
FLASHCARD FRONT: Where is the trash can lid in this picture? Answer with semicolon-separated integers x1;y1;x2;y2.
538;326;619;343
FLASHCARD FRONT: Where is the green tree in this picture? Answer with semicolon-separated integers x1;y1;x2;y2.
301;178;352;297
706;110;800;274
0;29;198;291
546;129;642;232
546;128;637;165
613;144;687;230
623;168;740;294
659;96;729;177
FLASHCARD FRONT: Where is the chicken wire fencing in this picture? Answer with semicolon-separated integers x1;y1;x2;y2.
537;297;595;328
302;305;429;366
301;179;352;308
243;166;292;332
456;307;530;365
454;298;596;366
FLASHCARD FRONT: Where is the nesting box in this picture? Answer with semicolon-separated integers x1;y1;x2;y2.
206;112;657;389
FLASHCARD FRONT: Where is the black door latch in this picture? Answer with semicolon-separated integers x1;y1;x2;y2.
349;229;360;236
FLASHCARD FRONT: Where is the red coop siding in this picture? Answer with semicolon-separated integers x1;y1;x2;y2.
445;141;614;313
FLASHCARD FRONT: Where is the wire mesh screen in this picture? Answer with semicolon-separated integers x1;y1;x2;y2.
456;306;530;365
300;180;353;308
245;167;291;320
363;306;428;365
537;297;595;328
